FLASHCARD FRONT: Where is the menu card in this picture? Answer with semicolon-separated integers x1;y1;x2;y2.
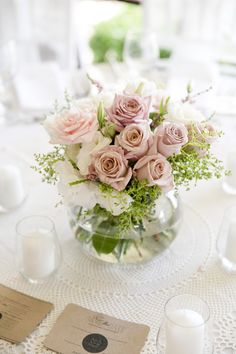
44;303;150;354
0;284;53;343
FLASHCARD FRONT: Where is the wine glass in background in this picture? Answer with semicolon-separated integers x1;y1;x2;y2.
0;40;18;124
123;30;158;77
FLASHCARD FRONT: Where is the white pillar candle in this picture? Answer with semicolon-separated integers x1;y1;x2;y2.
0;165;25;210
22;229;55;279
224;222;236;263
166;309;205;354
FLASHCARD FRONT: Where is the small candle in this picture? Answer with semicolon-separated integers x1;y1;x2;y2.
22;229;55;280
224;222;236;263
0;165;25;210
166;309;205;354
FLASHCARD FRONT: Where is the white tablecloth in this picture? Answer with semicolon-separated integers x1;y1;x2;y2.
0;117;236;353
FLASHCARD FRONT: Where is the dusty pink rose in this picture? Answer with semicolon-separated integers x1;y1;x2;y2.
149;122;188;158
187;121;218;156
115;122;153;160
88;146;132;191
106;94;151;132
133;154;174;192
43;106;97;145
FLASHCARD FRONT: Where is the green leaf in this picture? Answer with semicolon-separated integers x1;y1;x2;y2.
135;82;144;95
102;122;116;138
187;80;193;94
97;101;105;129
69;179;87;186
92;233;120;254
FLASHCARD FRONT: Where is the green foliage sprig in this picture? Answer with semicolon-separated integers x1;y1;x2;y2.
88;179;161;234
33;146;65;184
169;149;229;189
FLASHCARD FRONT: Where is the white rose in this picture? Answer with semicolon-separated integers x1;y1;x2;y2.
54;160;98;209
77;131;111;176
166;102;205;124
96;190;133;216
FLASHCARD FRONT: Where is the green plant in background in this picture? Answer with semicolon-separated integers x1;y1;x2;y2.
89;4;172;64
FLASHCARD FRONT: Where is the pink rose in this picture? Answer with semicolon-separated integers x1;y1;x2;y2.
106;94;151;132
43;105;97;145
187;122;218;156
149;122;188;158
115;122;153;160
88;146;132;191
133;154;174;192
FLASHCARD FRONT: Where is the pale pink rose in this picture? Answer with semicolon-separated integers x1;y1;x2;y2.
115;122;153;160
149;122;188;158
133;154;174;192
199;122;218;144
88;146;132;191
187;121;218;156
106;94;151;132
43;106;97;145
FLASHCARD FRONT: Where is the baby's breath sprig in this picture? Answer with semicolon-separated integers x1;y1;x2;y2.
169;149;228;190
33;146;65;184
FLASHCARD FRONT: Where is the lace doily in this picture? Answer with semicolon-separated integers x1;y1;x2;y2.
214;312;236;353
0;204;213;354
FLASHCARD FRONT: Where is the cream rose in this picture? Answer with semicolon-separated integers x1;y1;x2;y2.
149;122;188;158
133;154;174;192
88;146;132;191
43;103;97;145
115;122;153;160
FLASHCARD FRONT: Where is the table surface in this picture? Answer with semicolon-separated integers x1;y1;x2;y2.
0;99;236;353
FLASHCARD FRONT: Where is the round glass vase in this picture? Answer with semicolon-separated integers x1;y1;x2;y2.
68;191;182;264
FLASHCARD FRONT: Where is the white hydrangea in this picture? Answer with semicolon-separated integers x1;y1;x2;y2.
166;101;205;124
54;160;98;210
55;160;133;215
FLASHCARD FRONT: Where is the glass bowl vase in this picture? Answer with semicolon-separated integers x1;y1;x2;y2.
68;191;182;264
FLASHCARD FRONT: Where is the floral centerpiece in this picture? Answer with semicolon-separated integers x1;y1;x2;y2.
35;79;227;264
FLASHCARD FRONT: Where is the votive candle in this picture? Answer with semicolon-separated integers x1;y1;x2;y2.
165;309;205;354
0;165;25;210
22;229;56;280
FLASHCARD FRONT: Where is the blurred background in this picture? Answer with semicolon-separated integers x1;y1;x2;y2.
0;0;236;124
